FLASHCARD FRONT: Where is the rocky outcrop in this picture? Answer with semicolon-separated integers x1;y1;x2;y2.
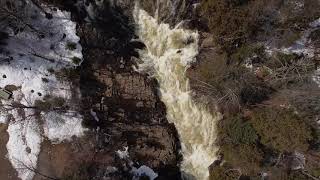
93;69;157;107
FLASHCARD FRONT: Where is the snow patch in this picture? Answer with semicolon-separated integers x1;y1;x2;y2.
116;146;129;159
0;114;8;124
90;109;100;122
105;166;118;175
43;112;85;143
310;18;320;28
131;165;158;180
313;69;320;87
6;109;42;180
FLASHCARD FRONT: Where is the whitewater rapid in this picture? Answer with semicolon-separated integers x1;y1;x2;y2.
133;6;221;180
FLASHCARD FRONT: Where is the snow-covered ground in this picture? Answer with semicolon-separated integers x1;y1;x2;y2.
0;2;86;180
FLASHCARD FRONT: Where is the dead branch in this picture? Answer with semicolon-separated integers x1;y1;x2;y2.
266;56;314;86
29;50;56;63
15;158;59;180
274;152;283;167
301;170;320;180
1;103;36;110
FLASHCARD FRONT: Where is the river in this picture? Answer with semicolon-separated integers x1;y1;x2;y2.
133;5;221;180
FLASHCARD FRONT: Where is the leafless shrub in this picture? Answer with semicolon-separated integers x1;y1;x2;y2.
264;53;315;88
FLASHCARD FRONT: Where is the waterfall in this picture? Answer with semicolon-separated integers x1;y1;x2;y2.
133;5;221;180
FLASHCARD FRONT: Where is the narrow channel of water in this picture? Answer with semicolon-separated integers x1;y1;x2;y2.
133;6;221;180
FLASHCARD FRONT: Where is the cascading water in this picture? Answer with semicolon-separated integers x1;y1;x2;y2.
133;5;221;180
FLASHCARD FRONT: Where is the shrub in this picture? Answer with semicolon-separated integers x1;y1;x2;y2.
201;0;320;51
216;115;262;176
240;84;272;105
276;53;298;66
250;107;312;152
278;30;301;47
230;44;266;64
66;42;77;50
189;50;272;111
47;68;55;73
309;29;320;42
72;56;82;65
209;165;239;180
200;0;252;51
308;126;320;151
220;115;258;145
220;144;263;175
193;52;228;86
200;0;279;51
55;67;80;82
42;77;49;83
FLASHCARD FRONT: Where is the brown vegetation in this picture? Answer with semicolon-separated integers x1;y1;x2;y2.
251;107;312;152
200;0;320;50
196;1;320;179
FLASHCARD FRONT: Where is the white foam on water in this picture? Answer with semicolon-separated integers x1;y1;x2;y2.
133;6;221;180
